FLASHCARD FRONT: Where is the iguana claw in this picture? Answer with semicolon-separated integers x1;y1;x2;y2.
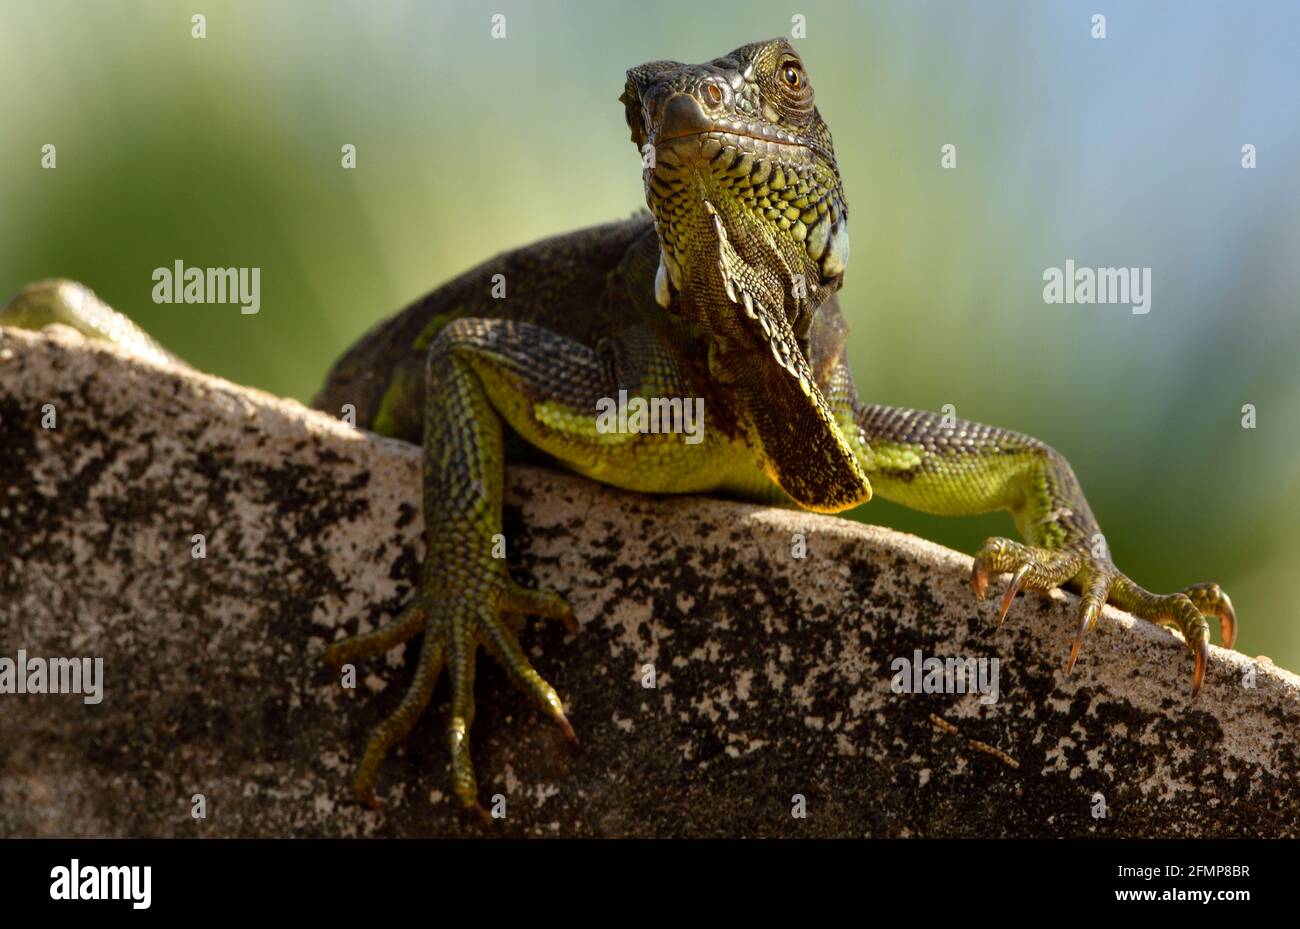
324;577;578;815
972;535;1235;699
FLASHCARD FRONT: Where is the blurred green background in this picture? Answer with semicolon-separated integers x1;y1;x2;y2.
3;1;1298;668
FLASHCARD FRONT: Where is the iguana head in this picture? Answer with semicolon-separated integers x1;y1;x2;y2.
621;39;869;512
623;39;849;325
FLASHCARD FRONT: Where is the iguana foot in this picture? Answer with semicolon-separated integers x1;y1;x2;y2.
324;575;578;817
970;536;1236;697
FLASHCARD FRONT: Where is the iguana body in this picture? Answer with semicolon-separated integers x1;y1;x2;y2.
2;39;1235;819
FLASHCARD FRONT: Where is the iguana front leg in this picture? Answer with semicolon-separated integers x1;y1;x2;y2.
824;363;1236;695
323;317;583;816
324;315;738;813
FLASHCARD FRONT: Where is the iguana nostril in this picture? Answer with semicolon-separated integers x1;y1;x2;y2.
657;93;713;140
704;83;723;106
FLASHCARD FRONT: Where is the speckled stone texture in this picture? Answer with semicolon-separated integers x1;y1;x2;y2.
1;325;1297;837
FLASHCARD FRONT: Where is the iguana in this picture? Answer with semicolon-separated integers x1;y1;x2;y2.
2;38;1236;821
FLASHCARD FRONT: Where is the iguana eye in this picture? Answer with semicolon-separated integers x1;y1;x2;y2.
782;64;801;88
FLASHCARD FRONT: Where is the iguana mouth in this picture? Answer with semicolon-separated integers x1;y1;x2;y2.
645;88;833;162
655;126;830;162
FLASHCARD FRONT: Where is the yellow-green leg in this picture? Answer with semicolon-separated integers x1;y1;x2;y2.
323;318;579;816
825;375;1237;695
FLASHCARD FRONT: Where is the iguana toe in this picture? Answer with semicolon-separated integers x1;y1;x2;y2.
326;579;576;817
972;535;1235;699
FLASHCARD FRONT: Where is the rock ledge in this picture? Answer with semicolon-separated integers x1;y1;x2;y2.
1;326;1297;837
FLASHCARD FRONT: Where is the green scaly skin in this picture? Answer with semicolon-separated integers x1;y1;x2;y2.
2;38;1236;820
